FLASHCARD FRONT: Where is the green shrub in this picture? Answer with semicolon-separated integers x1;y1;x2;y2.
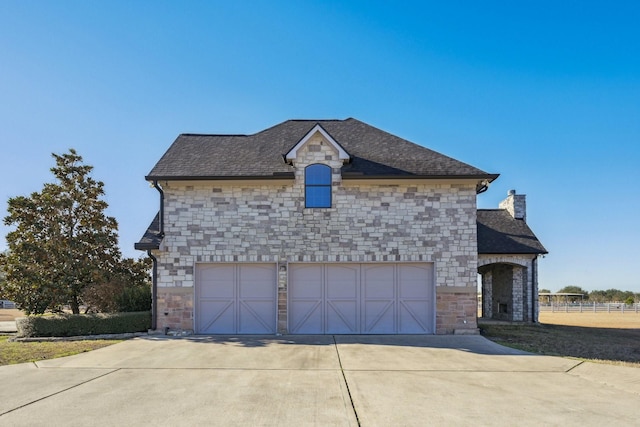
82;279;151;313
16;311;151;337
114;285;152;312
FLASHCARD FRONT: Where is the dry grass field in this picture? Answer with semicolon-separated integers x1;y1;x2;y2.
539;311;640;328
0;309;23;322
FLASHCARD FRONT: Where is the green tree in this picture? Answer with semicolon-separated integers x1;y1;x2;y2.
0;149;122;314
589;290;608;303
557;286;588;302
600;288;632;302
0;264;6;301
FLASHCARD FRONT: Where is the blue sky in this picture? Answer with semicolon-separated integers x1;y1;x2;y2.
1;1;638;293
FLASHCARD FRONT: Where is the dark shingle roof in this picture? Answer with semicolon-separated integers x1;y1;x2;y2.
477;210;547;255
146;118;498;180
134;213;162;250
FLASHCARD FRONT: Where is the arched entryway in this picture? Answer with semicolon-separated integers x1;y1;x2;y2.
478;256;537;323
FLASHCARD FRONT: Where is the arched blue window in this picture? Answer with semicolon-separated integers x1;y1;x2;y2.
305;164;332;208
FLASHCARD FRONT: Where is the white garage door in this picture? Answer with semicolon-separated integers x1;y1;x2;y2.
289;263;434;334
196;264;276;334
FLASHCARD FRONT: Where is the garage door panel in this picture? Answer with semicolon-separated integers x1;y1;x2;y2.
398;266;429;299
362;265;395;299
326;283;357;299
398;284;429;299
289;300;322;334
239;266;274;299
361;265;395;333
200;282;234;299
289;265;323;299
196;264;276;334
198;265;235;299
238;280;274;298
326;301;358;333
398;264;433;333
198;300;235;334
289;265;324;333
239;264;273;280
399;300;431;333
398;264;432;298
326;265;358;298
239;301;276;334
199;264;235;280
363;300;395;334
325;265;358;333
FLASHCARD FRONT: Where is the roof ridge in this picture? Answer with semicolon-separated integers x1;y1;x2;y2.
286;118;346;122
250;118;348;137
178;119;349;138
179;133;249;137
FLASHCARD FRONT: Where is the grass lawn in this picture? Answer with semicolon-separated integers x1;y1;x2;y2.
480;312;640;367
0;336;122;366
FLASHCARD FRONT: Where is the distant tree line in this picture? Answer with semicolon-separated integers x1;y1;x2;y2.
539;285;638;305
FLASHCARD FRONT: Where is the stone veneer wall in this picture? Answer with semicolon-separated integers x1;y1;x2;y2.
436;286;478;334
152;133;479;334
156;288;194;331
499;192;526;221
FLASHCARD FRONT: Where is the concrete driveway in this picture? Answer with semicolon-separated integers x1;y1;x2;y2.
1;335;638;426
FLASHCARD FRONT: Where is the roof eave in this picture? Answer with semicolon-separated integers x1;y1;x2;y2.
145;173;295;181
134;242;160;251
341;173;499;180
478;250;548;255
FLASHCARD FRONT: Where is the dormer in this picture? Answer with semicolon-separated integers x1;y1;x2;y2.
285;124;350;164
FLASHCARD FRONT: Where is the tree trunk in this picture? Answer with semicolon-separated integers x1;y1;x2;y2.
70;296;80;314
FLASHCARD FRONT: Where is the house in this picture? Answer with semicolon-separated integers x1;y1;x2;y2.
136;118;546;334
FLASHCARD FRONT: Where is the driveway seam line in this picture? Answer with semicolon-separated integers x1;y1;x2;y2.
332;335;361;427
0;368;120;417
565;360;585;373
35;367;343;371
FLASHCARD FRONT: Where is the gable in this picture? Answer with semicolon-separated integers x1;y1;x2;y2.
285;124;350;162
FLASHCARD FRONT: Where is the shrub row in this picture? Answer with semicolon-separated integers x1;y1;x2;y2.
16;311;151;337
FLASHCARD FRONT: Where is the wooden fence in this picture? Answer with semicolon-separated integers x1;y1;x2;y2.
539;303;640;313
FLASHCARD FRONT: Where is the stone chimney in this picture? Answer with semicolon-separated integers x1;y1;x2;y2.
499;189;526;222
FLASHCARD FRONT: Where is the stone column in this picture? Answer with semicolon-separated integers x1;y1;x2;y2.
277;262;288;334
512;266;524;321
524;260;533;322
532;257;539;323
482;270;493;319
